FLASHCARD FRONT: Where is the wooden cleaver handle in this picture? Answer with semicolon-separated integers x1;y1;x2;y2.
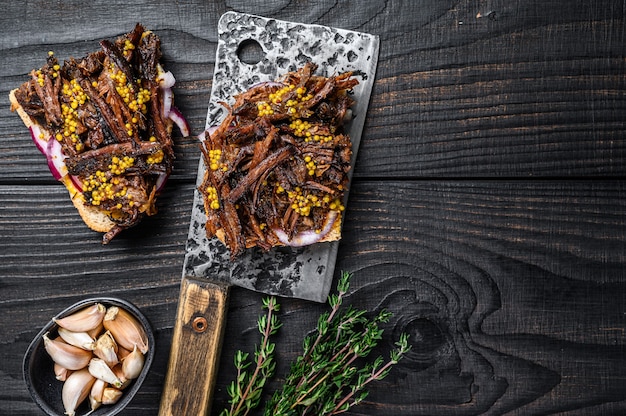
159;276;230;416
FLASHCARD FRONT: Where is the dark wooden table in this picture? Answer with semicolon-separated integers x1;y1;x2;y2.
2;1;626;415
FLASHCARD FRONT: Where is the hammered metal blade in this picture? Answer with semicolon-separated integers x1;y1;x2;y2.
183;11;380;302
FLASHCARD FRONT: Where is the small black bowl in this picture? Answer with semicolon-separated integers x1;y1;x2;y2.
23;297;155;416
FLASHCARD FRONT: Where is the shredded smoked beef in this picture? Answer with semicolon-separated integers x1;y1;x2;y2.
12;24;177;243
200;62;358;258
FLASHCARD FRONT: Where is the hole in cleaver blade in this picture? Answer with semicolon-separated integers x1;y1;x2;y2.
183;11;380;303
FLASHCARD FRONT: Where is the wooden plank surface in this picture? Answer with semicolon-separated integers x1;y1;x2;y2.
1;1;626;415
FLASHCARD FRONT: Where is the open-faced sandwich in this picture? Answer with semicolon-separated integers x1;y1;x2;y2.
9;24;188;243
199;62;358;258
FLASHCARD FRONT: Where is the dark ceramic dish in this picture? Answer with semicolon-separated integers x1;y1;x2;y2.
23;297;155;416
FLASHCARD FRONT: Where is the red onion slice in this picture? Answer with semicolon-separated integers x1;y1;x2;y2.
158;70;175;117
46;135;69;180
69;175;83;192
272;210;339;247
162;87;173;118
199;126;218;142
249;81;283;89
168;107;190;136
29;125;70;181
158;70;176;89
155;172;169;192
29;125;48;154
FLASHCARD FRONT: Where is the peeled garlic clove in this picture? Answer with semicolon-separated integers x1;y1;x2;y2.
122;345;145;380
43;333;92;370
54;303;106;333
88;358;123;388
54;363;72;382
102;387;124;405
89;378;106;412
103;306;148;354
62;368;96;416
93;330;119;366
58;327;96;351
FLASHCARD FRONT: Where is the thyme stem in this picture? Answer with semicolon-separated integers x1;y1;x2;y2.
221;297;281;416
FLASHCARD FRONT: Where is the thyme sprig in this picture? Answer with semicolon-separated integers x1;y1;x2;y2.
265;271;411;415
220;297;281;416
221;271;411;416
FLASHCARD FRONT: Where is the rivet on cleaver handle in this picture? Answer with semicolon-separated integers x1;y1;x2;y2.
158;277;229;416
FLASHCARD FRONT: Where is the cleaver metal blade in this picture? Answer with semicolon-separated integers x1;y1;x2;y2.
159;11;379;416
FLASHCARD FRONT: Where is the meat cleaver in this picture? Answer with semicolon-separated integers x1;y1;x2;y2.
159;11;379;415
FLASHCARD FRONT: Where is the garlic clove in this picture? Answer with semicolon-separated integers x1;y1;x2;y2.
54;303;106;333
88;358;123;388
93;330;119;366
89;378;106;412
103;306;148;354
122;345;145;380
54;363;72;382
111;364;131;390
101;387;124;405
117;345;132;361
87;321;104;340
43;333;92;370
58;327;96;351
62;368;96;416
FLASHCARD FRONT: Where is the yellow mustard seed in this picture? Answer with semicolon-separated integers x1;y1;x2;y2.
146;150;164;164
256;101;274;117
205;186;220;210
208;149;225;171
124;39;135;51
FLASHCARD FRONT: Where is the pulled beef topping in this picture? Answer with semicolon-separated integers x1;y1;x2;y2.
13;24;176;242
200;62;358;258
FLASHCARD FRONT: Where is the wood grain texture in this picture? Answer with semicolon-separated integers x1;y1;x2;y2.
3;181;626;415
1;1;625;415
2;0;625;182
160;278;229;416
